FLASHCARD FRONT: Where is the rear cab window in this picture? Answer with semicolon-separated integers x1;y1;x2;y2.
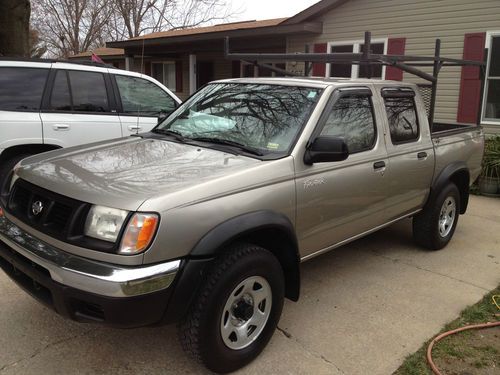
382;88;419;144
0;67;48;111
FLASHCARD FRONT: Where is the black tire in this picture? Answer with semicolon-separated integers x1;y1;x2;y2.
413;183;460;250
0;154;30;191
178;243;285;373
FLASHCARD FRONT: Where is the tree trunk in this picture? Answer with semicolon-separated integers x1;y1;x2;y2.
0;0;30;57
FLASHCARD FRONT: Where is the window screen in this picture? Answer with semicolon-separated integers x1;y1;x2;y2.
321;94;376;153
329;45;354;78
116;75;176;116
384;96;419;143
68;71;109;112
0;67;48;111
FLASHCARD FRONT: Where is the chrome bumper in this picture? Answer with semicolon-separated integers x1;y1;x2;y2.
0;214;180;297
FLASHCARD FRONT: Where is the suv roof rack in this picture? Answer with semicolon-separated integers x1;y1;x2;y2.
0;57;113;68
224;31;487;129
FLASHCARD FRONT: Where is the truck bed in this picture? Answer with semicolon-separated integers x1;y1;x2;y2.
431;122;480;137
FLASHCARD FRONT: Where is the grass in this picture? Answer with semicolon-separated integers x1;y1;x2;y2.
394;285;500;375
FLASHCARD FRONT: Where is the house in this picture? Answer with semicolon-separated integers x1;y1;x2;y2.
69;47;126;69
103;0;500;133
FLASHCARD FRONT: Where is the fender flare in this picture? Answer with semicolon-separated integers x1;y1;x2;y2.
428;162;470;214
190;210;301;301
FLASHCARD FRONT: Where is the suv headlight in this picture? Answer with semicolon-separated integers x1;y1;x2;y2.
84;205;128;242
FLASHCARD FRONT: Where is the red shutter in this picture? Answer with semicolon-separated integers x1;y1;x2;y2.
232;61;241;78
385;38;406;81
457;33;486;123
175;61;183;93
312;43;327;77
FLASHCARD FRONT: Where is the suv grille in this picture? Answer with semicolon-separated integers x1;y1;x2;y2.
5;179;119;253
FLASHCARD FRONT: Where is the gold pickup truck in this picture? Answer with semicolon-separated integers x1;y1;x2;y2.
0;76;484;373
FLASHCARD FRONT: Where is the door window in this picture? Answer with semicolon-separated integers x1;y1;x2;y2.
383;95;419;144
49;70;71;111
116;75;177;116
68;71;109;112
320;94;377;153
0;67;48;111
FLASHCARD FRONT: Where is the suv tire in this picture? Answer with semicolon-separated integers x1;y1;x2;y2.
178;243;285;373
413;183;460;250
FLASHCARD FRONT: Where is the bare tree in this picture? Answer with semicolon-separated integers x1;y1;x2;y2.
110;0;234;39
31;0;113;58
0;0;31;57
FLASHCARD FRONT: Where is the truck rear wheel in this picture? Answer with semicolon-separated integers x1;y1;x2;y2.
178;243;284;373
413;183;460;250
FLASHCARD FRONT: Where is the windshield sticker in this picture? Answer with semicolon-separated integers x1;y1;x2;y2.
266;142;280;150
307;91;318;99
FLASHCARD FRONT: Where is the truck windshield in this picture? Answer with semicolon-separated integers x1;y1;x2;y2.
155;83;323;156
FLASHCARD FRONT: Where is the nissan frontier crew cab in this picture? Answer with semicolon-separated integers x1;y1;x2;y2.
0;77;484;373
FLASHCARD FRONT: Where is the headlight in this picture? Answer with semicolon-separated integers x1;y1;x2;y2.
84;205;128;242
119;213;159;255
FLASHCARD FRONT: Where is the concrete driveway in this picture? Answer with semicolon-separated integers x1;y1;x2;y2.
0;196;499;375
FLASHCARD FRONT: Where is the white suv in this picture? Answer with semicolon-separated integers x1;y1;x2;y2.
0;59;181;182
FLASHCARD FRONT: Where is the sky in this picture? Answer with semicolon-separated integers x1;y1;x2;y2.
230;0;321;21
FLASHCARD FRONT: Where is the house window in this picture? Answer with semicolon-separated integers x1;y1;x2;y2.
327;40;387;79
484;34;500;122
152;62;176;92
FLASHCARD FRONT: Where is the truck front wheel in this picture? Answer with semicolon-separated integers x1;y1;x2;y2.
178;243;285;373
413;183;460;250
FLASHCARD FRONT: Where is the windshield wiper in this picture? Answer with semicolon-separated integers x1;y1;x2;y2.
152;128;185;141
189;137;264;156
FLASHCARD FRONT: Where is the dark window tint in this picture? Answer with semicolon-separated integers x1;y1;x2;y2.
330;45;353;78
50;71;72;110
0;67;48;111
321;94;376;153
68;71;109;112
359;43;385;78
384;96;419;143
116;75;176;116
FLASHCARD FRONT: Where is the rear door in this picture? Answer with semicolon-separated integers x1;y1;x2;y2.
379;87;435;219
295;87;390;259
112;74;179;136
40;65;122;148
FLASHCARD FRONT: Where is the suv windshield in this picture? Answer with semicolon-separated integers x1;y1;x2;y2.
155;83;323;157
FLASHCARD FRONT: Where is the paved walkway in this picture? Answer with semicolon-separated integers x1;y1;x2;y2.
0;196;499;374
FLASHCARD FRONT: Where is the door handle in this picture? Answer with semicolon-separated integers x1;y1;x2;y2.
52;124;70;131
373;161;386;170
128;125;142;131
417;152;428;160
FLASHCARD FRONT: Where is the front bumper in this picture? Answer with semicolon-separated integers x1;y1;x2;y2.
0;214;194;328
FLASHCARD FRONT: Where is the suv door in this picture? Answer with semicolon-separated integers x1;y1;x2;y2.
113;74;179;136
40;67;122;148
295;87;389;259
379;87;435;219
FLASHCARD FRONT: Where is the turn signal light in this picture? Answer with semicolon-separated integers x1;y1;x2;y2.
119;213;159;255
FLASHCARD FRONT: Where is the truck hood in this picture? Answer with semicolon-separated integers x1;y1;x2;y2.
16;137;261;211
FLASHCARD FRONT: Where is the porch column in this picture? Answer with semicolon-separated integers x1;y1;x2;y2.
125;55;133;71
189;54;197;94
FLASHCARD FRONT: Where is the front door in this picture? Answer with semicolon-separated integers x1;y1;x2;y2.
295;87;389;259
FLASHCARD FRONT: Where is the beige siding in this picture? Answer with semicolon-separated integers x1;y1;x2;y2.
287;0;500;133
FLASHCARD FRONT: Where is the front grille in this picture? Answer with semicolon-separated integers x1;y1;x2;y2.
5;179;119;253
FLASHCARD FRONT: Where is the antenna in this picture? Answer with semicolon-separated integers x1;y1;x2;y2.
135;38;146;135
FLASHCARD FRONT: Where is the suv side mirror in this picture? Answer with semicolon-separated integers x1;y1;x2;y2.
304;136;349;165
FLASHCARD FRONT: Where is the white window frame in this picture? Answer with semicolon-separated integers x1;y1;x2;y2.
325;38;388;79
481;31;500;125
151;61;176;92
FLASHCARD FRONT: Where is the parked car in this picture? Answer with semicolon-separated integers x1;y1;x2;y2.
0;59;182;183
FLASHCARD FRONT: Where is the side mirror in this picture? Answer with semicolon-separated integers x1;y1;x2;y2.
304;136;349;165
157;110;170;124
